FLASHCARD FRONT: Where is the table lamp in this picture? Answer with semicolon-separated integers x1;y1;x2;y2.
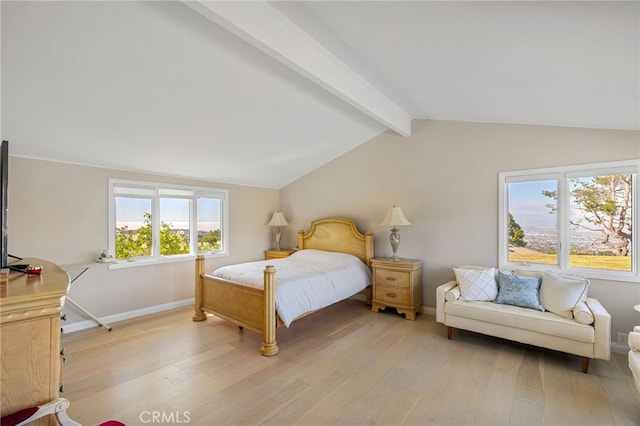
267;212;289;251
381;205;411;260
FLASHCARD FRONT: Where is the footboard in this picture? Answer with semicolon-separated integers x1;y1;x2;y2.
193;255;278;356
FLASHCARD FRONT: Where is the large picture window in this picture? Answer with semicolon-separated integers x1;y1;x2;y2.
499;160;638;282
109;179;228;265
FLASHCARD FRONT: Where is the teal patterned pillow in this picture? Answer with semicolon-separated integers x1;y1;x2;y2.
495;271;543;311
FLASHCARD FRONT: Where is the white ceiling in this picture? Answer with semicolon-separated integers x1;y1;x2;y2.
2;1;638;189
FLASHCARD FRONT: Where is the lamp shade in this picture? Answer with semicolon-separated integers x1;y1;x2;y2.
381;206;411;226
268;212;289;227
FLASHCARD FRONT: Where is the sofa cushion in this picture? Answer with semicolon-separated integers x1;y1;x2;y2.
495;271;543;311
454;267;497;301
540;270;589;319
445;299;595;343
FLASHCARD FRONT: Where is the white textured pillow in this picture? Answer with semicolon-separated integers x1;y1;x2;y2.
540;270;589;319
629;332;640;352
572;301;594;325
454;267;497;301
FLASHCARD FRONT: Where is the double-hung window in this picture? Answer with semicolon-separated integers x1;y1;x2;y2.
499;160;638;282
109;179;228;265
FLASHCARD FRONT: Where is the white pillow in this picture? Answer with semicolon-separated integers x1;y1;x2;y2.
454;267;497;301
572;301;594;325
540;270;589;319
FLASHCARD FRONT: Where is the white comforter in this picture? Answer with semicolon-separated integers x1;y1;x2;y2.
209;249;371;327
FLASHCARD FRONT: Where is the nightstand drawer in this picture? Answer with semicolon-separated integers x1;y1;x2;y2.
374;282;410;304
374;269;409;286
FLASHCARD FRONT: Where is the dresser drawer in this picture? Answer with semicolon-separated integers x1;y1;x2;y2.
374;282;411;305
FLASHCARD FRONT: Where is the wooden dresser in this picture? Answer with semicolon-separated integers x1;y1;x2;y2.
1;258;70;425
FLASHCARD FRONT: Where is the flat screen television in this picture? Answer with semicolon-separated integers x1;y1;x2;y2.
1;140;8;268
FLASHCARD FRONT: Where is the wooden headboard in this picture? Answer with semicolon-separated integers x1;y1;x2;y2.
297;217;374;267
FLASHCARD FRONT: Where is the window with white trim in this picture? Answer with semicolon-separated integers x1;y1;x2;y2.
109;179;228;264
499;160;638;282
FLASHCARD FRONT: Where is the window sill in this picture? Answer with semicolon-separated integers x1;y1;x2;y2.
501;262;639;283
107;252;228;270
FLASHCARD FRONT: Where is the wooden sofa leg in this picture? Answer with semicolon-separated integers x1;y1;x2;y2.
447;326;453;340
582;357;589;374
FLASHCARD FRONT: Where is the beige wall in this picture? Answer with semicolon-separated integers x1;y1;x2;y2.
9;157;279;326
280;119;640;347
8;121;640;345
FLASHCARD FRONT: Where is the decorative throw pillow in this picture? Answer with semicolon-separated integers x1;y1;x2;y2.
495;271;543;311
453;267;497;301
540;270;589;319
572;301;594;325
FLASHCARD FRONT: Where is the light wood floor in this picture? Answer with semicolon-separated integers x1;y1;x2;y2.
61;300;639;426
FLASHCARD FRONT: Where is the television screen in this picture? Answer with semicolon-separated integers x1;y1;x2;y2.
1;140;8;268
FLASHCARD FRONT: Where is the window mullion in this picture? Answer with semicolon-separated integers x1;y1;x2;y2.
190;197;197;255
632;171;638;275
557;173;569;270
153;192;161;258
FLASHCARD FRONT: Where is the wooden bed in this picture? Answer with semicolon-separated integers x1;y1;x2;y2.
192;217;374;356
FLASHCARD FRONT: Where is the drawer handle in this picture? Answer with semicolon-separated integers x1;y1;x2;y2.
386;292;397;298
385;276;397;282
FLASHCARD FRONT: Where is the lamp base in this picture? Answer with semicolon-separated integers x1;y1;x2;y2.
389;227;402;261
274;227;282;251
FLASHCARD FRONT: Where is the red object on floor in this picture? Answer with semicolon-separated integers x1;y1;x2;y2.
1;407;39;426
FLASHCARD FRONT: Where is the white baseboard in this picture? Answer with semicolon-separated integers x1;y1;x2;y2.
423;306;436;316
611;341;630;354
62;298;195;334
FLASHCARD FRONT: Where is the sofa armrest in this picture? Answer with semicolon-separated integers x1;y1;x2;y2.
436;280;458;324
586;297;611;361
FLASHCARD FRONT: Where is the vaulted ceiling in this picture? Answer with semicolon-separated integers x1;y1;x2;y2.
2;1;638;188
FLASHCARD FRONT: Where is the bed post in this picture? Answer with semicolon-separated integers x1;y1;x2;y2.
192;255;207;322
261;265;279;356
364;231;374;268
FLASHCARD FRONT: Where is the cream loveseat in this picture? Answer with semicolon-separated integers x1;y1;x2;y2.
436;267;611;373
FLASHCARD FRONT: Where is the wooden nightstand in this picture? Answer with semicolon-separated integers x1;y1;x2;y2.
265;249;296;260
371;258;423;320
